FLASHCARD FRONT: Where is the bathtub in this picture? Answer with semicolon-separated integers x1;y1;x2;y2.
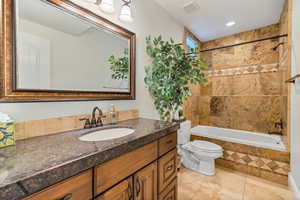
191;125;286;152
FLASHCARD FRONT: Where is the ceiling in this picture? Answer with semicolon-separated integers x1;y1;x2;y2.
18;0;127;41
19;0;92;36
154;0;285;42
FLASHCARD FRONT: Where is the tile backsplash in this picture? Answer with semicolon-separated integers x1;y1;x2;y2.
15;109;139;140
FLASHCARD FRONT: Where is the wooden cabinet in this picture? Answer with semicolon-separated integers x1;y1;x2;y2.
98;161;158;200
158;149;177;193
134;162;158;200
159;178;177;200
24;170;93;200
23;132;178;200
96;178;133;200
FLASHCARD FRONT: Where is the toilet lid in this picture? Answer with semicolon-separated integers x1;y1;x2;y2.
191;140;223;152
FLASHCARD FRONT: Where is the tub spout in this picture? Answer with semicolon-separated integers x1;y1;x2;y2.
268;131;283;136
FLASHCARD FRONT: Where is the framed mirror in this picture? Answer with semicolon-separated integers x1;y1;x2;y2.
0;0;136;102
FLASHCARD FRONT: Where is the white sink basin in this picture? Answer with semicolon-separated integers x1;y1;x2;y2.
79;128;135;142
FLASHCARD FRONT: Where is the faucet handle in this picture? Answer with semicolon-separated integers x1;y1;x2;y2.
79;118;91;129
275;119;284;129
96;115;106;127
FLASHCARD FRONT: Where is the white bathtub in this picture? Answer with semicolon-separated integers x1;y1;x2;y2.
191;125;286;152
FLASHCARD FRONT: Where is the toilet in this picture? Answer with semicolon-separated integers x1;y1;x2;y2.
178;121;223;176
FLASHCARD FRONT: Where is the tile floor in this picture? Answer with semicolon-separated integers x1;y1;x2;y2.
178;167;293;200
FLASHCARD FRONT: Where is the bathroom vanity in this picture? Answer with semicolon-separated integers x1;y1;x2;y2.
0;0;179;199
0;118;179;200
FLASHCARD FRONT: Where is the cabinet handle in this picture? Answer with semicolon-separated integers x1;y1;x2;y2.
136;177;141;197
128;181;133;200
55;193;72;200
166;140;173;144
166;165;173;171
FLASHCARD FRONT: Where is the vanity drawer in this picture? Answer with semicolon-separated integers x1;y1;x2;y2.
24;170;93;200
158;132;177;156
159;178;177;200
95;141;158;195
158;149;177;193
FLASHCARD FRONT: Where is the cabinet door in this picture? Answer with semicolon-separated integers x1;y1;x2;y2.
134;161;158;200
95;141;158;195
158;149;177;193
159;178;177;200
96;177;133;200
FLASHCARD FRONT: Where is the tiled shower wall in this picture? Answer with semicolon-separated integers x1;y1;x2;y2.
184;23;288;137
279;0;290;147
199;24;287;135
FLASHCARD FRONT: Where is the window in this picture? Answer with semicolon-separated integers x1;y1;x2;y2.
186;33;199;57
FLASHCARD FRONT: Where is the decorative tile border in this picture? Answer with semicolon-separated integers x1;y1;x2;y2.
205;63;281;78
191;135;290;185
223;150;290;176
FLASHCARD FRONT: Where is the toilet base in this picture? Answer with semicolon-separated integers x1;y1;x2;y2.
182;156;216;176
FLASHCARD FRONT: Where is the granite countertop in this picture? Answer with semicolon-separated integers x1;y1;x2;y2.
0;118;179;200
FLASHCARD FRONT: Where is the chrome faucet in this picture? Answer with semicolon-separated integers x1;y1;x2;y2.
79;106;105;129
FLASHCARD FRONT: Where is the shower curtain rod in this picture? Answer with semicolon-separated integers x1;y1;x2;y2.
198;34;288;53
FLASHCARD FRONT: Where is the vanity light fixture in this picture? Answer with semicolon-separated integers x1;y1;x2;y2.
119;0;133;23
226;21;236;27
99;0;115;13
88;0;133;22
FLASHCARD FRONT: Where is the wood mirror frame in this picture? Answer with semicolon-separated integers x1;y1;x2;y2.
0;0;136;102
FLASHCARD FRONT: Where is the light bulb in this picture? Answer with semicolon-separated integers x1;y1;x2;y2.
119;4;133;23
83;0;97;3
99;0;115;13
226;21;236;27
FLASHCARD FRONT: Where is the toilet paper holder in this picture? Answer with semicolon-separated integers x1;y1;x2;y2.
285;74;300;84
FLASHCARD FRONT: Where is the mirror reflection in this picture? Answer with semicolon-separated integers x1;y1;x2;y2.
15;0;130;93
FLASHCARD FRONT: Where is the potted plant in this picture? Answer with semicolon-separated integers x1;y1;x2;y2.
144;36;207;121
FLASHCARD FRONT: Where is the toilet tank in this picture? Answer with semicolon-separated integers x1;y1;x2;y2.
177;121;191;145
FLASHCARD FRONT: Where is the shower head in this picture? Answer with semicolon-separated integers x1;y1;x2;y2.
272;42;284;51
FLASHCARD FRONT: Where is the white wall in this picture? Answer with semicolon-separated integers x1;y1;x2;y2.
290;0;300;196
0;0;182;122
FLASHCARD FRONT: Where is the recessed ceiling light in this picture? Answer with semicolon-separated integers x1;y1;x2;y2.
226;21;236;27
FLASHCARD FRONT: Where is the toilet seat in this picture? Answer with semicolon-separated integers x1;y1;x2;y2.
182;140;223;154
190;141;223;153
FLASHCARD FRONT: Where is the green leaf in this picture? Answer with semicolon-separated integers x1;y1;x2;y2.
108;48;129;80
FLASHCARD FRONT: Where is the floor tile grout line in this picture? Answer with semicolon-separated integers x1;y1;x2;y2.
242;176;247;200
